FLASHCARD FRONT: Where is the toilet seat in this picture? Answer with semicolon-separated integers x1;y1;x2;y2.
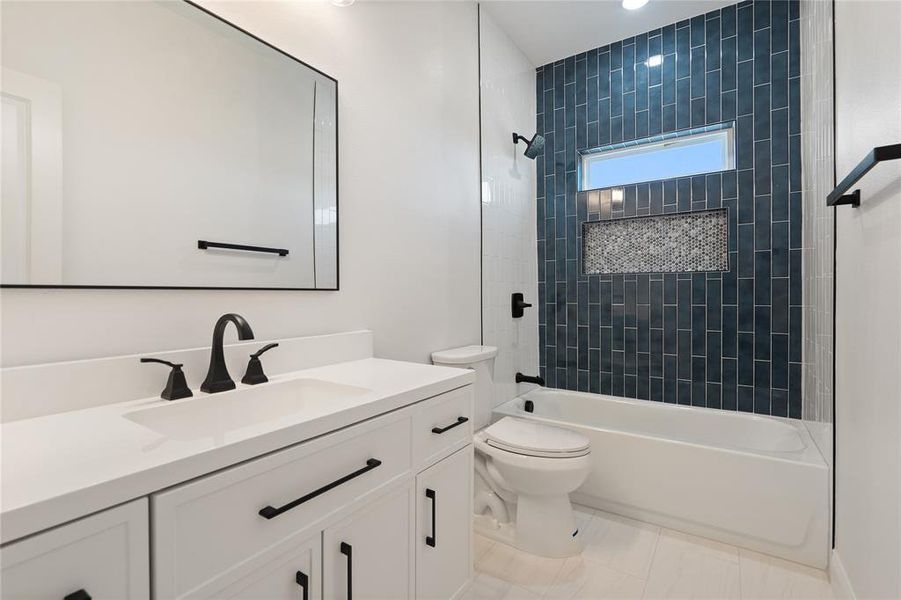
483;417;590;458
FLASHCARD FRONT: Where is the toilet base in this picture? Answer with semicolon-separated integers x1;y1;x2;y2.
474;496;583;558
515;494;582;558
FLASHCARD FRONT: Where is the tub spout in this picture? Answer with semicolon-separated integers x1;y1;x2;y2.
516;372;545;386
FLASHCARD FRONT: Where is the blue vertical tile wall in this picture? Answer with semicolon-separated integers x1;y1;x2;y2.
535;0;802;418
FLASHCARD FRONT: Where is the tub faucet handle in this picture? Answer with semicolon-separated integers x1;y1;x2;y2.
512;293;533;318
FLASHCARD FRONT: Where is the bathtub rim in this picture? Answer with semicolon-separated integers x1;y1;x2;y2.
495;389;828;468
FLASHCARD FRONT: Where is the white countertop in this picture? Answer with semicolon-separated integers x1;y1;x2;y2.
0;358;473;544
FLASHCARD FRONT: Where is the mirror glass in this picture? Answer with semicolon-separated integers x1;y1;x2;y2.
1;1;338;289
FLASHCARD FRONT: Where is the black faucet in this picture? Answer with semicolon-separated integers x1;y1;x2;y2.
515;372;545;386
201;313;255;393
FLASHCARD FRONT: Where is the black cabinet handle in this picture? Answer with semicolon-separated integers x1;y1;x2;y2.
431;416;468;434
425;488;437;548
340;542;353;600
295;570;309;600
258;459;382;519
64;591;91;600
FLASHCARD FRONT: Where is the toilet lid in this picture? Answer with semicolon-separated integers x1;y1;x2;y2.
483;417;590;458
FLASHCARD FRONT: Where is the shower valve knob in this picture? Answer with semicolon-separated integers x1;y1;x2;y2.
512;293;532;318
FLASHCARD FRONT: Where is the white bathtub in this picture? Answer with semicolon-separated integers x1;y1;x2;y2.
493;388;829;568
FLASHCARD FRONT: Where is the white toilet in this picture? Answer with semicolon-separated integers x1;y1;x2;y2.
432;345;591;558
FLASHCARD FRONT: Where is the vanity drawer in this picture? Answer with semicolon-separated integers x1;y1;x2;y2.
152;413;411;599
412;386;473;469
1;499;149;600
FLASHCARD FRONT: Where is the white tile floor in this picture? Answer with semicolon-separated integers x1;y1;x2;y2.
464;506;833;600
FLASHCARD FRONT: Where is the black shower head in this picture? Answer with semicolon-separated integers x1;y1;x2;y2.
513;132;545;160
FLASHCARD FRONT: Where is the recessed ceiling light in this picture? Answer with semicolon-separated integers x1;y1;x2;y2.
622;0;650;10
647;54;663;67
332;0;354;6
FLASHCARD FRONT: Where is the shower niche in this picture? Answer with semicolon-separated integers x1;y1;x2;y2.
582;208;729;275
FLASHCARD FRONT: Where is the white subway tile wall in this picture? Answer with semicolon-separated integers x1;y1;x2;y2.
799;0;834;425
480;9;540;407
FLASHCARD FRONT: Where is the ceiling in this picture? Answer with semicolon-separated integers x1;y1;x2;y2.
480;0;737;67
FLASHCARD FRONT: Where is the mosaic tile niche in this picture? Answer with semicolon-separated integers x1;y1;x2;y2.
536;0;803;417
583;208;729;274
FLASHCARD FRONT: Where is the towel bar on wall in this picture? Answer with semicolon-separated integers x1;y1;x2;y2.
827;143;901;207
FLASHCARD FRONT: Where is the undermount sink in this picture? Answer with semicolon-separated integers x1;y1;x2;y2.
125;378;371;441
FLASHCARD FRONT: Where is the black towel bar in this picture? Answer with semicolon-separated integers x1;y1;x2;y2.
827;143;901;207
198;240;289;256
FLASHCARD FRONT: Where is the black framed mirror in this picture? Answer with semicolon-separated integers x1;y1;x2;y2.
1;0;338;290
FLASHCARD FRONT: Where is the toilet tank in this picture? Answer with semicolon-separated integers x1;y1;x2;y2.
431;345;498;429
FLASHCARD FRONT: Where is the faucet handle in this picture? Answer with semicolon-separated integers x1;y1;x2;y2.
140;357;182;369
140;358;193;401
250;343;279;359
242;343;279;385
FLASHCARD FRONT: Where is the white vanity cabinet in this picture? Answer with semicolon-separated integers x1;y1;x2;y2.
0;499;150;600
415;447;473;600
150;384;474;600
151;411;412;599
0;380;473;600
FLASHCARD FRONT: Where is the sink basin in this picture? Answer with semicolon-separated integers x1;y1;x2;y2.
125;378;370;441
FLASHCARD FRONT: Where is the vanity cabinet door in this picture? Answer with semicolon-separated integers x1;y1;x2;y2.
415;446;473;600
0;499;149;600
210;533;321;600
323;483;413;600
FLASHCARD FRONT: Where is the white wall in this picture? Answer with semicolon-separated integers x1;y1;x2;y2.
833;1;901;598
478;9;538;407
0;2;481;369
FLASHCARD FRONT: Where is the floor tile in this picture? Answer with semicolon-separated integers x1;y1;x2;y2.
501;585;543;600
463;573;514;600
463;573;545;600
739;549;833;600
642;529;741;599
580;510;661;578
474;533;496;563
468;515;833;600
475;540;568;596
547;555;646;599
573;504;596;535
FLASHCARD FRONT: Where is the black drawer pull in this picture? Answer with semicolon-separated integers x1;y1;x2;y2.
258;458;382;519
431;416;468;434
340;542;353;600
295;570;309;600
64;591;91;600
425;488;437;547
